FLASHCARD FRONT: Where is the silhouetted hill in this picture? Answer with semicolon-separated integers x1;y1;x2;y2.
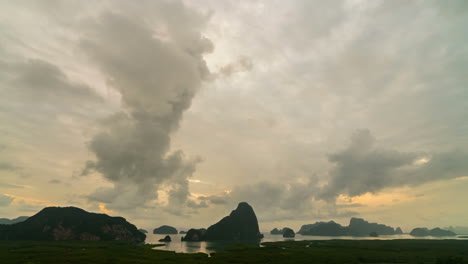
204;202;263;241
410;227;430;236
158;235;171;242
282;227;295;238
0;216;28;225
299;218;398;237
270;228;282;235
299;221;348;236
138;229;148;234
410;227;456;237
181;228;206;241
430;228;456;236
395;227;403;234
153;225;177;234
0;207;145;242
348;218;396;236
445;226;468;235
271;227;295;236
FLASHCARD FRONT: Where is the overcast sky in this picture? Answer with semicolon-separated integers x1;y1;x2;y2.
1;0;467;232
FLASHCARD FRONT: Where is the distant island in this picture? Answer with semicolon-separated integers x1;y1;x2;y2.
270;228;283;235
298;221;348;236
182;228;206;241
153;225;178;234
182;202;263;241
410;227;456;237
270;227;295;237
298;218;404;237
445;226;468;235
0;216;29;225
158;235;172;242
0;203;461;245
282;227;295;238
0;207;145;242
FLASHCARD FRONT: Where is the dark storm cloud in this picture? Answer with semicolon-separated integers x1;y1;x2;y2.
80;3;213;210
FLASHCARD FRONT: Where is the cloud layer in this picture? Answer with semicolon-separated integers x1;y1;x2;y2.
80;3;213;211
0;0;467;229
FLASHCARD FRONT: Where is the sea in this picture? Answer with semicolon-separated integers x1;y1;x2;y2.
146;233;468;254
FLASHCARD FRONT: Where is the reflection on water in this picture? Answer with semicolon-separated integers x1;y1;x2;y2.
146;234;260;254
146;233;468;254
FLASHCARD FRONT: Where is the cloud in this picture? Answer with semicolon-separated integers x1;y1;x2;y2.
14;200;44;212
0;194;14;207
216;56;253;77
0;59;103;115
80;3;213;211
0;183;24;189
197;129;468;221
48;179;61;184
198;194;228;205
0;161;19;171
320;130;468;200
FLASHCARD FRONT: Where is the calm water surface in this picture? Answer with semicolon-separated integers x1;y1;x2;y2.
146;233;468;254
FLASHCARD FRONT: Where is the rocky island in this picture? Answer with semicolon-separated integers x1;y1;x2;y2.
153;225;178;234
182;228;206;241
298;221;348;236
158;235;172;242
181;202;263;241
204;202;263;241
270;228;283;235
410;227;456;237
270;227;295;237
282;227;295;238
0;207;145;242
348;217;396;236
298;218;400;237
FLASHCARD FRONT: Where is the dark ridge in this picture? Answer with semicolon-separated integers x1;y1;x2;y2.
204;202;263;241
0;216;29;225
0;206;145;242
153;225;177;234
282;227;295;238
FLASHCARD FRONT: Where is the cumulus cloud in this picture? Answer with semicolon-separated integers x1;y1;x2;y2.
198;129;468;221
0;59;103;114
320;130;468;200
216;56;253;77
80;2;213;211
0;194;14;207
1;0;468;229
195;180;339;222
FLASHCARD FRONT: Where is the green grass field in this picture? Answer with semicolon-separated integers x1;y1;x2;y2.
0;239;467;264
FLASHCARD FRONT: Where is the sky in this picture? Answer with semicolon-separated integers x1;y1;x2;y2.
0;0;467;232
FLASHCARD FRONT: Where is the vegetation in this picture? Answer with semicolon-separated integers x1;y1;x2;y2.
0;207;145;243
1;239;467;264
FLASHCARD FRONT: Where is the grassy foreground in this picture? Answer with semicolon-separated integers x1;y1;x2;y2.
1;239;467;264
